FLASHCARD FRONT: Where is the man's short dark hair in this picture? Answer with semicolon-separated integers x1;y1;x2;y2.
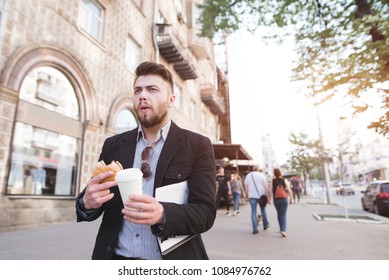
135;61;174;93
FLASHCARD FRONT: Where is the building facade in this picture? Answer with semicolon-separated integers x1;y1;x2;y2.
331;113;389;185
0;0;230;230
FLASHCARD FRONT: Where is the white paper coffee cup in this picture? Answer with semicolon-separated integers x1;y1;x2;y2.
115;168;143;208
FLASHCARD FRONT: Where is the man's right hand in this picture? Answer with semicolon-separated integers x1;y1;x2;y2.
83;171;117;210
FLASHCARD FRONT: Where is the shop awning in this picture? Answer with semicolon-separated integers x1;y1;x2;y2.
212;144;253;161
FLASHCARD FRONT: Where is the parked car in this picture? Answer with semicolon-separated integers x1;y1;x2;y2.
361;180;389;217
335;183;355;195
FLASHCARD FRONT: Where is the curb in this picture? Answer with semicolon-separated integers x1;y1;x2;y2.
312;213;385;224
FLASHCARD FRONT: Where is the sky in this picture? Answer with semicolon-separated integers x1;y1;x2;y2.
223;29;387;167
224;30;319;164
215;27;388;167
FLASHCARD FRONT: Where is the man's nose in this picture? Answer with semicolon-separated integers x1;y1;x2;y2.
137;88;147;99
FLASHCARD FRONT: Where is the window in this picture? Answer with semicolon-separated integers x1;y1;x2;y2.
0;9;3;45
156;11;166;25
125;36;141;72
19;67;79;120
201;111;206;129
174;0;186;24
7;122;78;195
174;83;182;110
133;0;142;8
7;67;81;196
189;99;196;121
115;109;138;134
382;183;389;193
210;118;215;136
174;0;183;13
192;4;202;29
78;0;104;41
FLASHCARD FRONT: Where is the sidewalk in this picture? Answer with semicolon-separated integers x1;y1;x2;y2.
204;196;389;259
1;195;389;260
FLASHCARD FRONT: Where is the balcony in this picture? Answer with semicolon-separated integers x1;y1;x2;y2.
174;61;197;81
156;24;197;80
189;29;213;60
157;40;184;63
200;83;226;116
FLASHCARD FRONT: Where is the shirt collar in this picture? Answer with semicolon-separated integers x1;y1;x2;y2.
137;120;171;144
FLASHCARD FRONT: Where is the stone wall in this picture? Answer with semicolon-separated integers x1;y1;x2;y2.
0;196;76;231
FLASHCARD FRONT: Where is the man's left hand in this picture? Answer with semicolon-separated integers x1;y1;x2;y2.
121;194;164;225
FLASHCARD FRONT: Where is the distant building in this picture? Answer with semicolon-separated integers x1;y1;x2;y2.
260;132;278;175
333;114;389;184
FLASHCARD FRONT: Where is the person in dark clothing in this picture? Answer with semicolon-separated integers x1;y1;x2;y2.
216;167;232;216
290;175;301;204
75;61;216;260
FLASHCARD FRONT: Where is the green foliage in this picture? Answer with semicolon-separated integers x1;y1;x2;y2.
199;0;389;135
198;0;267;38
285;132;325;180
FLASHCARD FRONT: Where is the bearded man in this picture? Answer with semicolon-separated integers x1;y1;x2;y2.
76;61;216;260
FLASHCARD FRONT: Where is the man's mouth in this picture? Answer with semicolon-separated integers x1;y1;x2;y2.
139;104;151;112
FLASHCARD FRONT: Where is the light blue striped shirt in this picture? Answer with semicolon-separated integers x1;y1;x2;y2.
115;120;171;260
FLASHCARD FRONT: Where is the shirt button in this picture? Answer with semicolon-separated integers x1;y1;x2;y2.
106;246;112;253
135;233;140;237
177;174;182;179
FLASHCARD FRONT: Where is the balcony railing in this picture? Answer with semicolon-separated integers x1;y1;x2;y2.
156;23;197;80
200;83;226;116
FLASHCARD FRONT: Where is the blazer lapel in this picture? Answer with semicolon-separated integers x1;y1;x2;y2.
118;128;138;169
154;122;182;189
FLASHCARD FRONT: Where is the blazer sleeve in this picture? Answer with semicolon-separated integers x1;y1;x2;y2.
75;135;119;222
154;134;217;241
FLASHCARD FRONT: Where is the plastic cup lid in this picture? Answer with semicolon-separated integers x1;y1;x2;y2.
115;168;143;181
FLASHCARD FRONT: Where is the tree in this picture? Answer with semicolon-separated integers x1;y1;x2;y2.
285;132;327;194
199;0;389;134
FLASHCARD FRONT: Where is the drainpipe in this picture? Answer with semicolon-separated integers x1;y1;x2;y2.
152;0;159;63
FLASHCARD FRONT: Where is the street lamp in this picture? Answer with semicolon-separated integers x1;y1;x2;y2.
315;102;332;204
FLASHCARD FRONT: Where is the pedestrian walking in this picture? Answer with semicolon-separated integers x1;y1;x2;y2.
290;175;300;204
216;167;232;215
244;166;270;234
230;173;245;216
272;168;293;237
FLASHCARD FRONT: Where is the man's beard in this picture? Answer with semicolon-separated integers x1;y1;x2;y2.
137;109;168;128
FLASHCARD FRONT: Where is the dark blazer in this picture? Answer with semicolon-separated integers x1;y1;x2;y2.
76;121;217;260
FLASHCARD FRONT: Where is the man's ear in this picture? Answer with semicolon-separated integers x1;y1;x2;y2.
168;93;176;108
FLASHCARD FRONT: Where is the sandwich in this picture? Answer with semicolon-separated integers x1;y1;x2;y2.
92;160;123;183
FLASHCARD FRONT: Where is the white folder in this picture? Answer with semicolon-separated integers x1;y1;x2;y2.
155;180;196;255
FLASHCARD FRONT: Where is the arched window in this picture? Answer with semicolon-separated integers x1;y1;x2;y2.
7;67;81;196
115;109;138;134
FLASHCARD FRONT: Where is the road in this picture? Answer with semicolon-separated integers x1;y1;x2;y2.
309;182;367;210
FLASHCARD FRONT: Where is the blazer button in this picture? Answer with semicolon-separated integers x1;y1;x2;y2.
106;246;112;253
177;174;182;179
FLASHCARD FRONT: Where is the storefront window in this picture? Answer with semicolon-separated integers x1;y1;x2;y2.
7;122;78;195
115;109;138;134
7;67;80;196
